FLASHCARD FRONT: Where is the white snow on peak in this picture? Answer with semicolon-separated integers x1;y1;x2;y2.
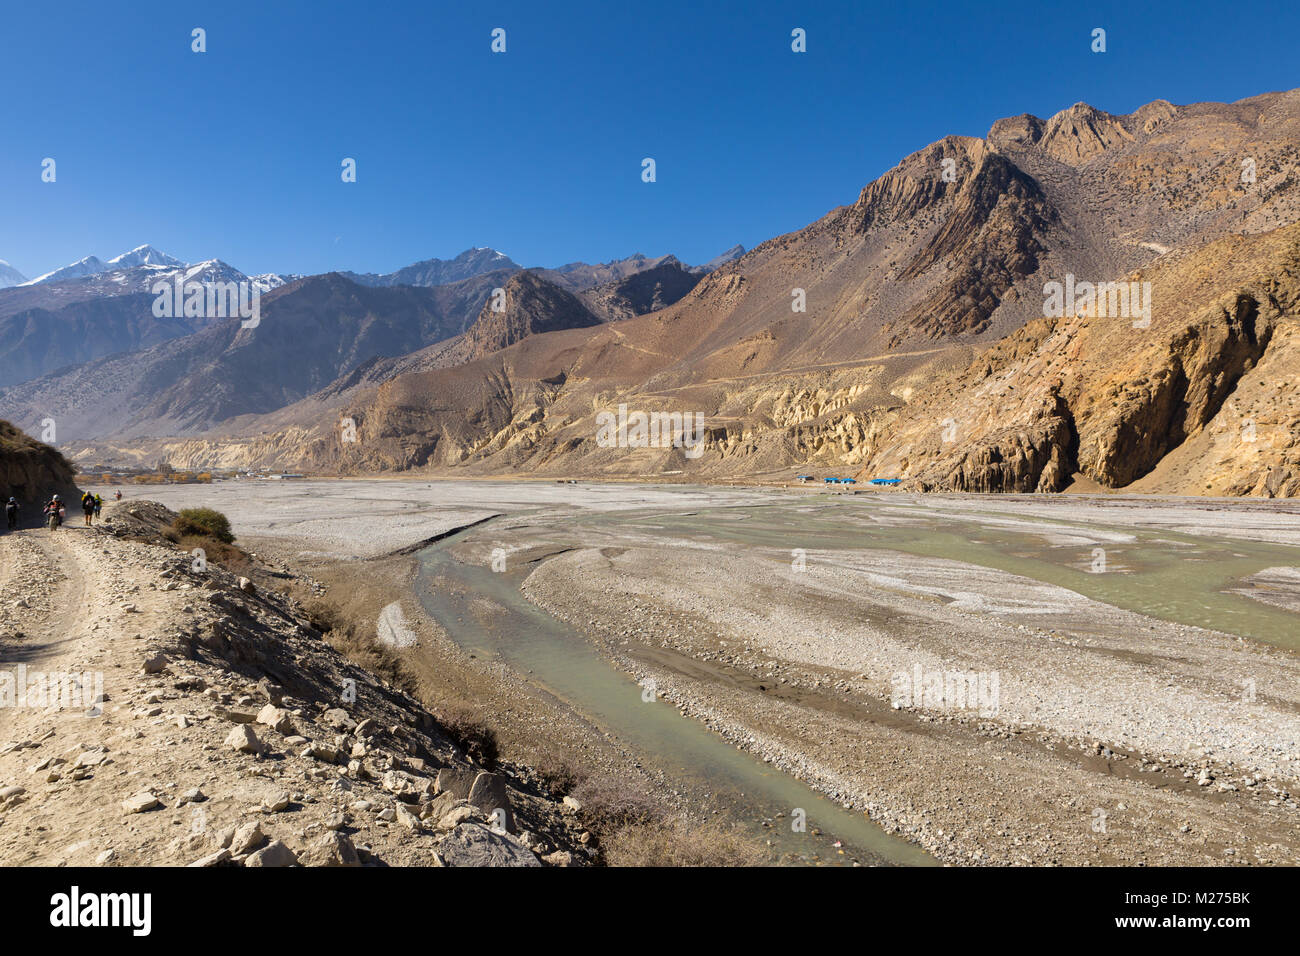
106;244;184;269
20;255;107;286
0;258;28;289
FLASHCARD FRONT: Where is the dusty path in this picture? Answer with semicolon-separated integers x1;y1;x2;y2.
0;513;588;867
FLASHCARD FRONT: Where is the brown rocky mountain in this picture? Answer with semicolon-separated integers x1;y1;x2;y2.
0;293;217;388
534;253;687;293
0;420;78;516
465;271;605;360
578;257;704;322
36;89;1300;497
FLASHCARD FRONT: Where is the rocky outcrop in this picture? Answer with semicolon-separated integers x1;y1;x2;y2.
580;258;702;321
465;272;604;359
0;419;78;515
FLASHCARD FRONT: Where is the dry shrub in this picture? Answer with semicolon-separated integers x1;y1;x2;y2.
438;706;500;770
300;597;418;698
566;771;769;866
571;773;663;830
176;534;252;574
535;758;583;797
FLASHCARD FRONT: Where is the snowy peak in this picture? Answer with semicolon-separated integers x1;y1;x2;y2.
22;255;107;286
0;259;28;289
22;245;185;286
106;244;185;270
13;247;294;295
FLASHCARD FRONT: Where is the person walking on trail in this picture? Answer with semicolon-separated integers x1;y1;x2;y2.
114;490;122;501
81;492;96;526
4;497;17;531
93;494;103;519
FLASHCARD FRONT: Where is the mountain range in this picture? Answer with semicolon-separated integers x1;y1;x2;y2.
4;88;1299;498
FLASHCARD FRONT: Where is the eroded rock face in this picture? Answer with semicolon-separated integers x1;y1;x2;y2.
0;419;78;512
1078;292;1273;486
859;224;1300;495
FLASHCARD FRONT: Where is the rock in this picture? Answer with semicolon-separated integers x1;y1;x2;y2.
237;577;255;594
225;725;265;754
177;788;206;805
229;821;266;855
434;824;542;867
263;791;292;812
244;840;297;867
376;808;397;823
256;704;295;735
142;654;168;674
298;831;360;867
562;795;583;813
122;791;161;814
0;785;27;801
395;803;423;830
75;749;108;769
188;848;232;867
323;708;357;732
434;767;478;800
438;804;483;830
542;850;575;866
301;742;340;764
467;771;514;832
96;849;116;864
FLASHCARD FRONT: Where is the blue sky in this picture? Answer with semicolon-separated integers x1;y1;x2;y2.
3;0;1297;279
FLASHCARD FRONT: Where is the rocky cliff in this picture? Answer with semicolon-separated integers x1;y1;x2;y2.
0;420;78;518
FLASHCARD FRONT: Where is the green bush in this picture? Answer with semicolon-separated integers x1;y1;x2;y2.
172;507;234;543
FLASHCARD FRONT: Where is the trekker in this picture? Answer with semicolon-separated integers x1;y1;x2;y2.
81;492;96;525
93;494;103;519
4;497;17;531
114;490;122;501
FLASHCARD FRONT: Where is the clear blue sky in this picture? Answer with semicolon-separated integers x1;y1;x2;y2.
3;0;1297;279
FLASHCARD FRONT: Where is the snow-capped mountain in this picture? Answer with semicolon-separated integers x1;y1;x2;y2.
105;244;185;270
18;245;292;292
21;255;108;286
0;259;27;289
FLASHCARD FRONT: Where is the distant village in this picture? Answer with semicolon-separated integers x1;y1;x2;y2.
74;464;306;485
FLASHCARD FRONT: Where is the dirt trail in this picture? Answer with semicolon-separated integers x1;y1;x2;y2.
0;511;589;867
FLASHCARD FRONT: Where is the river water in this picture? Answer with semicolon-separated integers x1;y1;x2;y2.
414;490;1300;865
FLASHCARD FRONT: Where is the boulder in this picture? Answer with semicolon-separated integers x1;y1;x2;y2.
434;767;478;800
298;832;361;867
256;704;295;735
225;725;265;754
121;791;161;814
244;840;298;867
467;771;514;832
229;821;266;855
434;824;542;867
